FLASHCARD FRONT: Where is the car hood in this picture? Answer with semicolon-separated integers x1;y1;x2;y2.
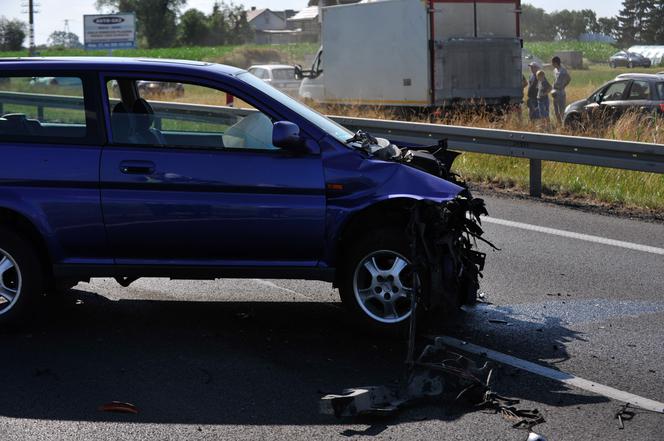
567;98;588;111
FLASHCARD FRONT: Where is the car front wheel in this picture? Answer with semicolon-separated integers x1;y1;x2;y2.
339;229;415;332
0;227;44;327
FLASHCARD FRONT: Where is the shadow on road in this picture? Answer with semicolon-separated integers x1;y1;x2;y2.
0;288;607;425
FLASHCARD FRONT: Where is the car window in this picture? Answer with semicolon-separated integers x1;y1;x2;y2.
238;72;353;144
627;80;651;100
657;83;664;100
251;68;267;80
105;77;277;150
601;81;628;102
0;75;89;140
272;68;296;81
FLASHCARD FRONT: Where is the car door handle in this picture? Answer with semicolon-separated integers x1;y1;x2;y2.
119;160;155;175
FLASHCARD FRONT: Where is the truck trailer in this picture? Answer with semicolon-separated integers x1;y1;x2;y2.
298;0;523;109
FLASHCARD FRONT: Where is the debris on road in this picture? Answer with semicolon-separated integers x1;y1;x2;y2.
615;403;635;429
527;432;548;441
98;401;139;414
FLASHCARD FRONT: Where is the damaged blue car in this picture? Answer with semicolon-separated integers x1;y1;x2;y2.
0;57;488;331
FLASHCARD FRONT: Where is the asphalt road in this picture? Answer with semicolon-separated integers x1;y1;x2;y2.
1;191;663;440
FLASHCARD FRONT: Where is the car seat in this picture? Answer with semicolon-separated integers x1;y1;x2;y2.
130;98;166;145
110;102;133;143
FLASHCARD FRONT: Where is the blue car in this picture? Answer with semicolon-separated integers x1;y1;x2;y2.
0;57;488;331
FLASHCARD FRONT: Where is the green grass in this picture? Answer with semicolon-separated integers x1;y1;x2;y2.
454;154;664;210
524;41;618;63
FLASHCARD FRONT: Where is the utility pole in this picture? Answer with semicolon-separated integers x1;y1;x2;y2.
21;0;39;56
28;0;35;56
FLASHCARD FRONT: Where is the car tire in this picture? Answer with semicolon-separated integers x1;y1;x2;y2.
338;228;417;334
564;113;583;131
0;226;45;327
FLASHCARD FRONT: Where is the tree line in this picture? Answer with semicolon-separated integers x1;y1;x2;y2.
522;0;664;45
95;0;253;48
3;0;662;51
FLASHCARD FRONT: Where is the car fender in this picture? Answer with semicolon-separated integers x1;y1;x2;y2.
320;138;464;266
0;191;61;261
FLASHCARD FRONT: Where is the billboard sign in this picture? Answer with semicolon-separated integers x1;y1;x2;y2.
84;13;136;50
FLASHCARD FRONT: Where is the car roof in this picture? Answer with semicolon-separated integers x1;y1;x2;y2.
248;64;295;70
0;56;246;77
615;73;664;81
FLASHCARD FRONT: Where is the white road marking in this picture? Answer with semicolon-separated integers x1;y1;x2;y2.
439;335;664;414
484;217;664;256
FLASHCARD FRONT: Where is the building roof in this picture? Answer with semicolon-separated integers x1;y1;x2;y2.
287;6;318;21
246;8;268;22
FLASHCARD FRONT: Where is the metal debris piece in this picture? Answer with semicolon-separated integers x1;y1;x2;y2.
615;403;635;429
98;401;139;414
527;432;548;441
320;338;492;418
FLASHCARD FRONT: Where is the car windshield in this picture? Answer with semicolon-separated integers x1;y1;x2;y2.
272;68;296;80
237;71;354;144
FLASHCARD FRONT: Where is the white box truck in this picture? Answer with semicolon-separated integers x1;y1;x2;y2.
298;0;523;109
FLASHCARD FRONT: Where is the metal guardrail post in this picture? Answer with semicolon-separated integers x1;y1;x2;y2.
37;105;44;121
529;158;542;197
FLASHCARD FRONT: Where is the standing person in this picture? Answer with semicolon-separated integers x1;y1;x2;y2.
526;62;541;121
536;70;552;125
551;56;571;123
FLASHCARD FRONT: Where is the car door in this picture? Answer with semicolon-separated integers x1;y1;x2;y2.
624;79;655;115
98;73;326;267
585;80;629;123
0;71;109;266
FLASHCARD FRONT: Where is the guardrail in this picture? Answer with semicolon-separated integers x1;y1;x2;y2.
1;91;662;197
332;116;664;196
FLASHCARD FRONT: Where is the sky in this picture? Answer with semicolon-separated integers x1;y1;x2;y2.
0;0;623;46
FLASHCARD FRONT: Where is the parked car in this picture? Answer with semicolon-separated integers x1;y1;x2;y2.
563;73;664;128
247;64;301;96
609;51;652;68
0;57;488;332
29;76;82;87
110;80;184;97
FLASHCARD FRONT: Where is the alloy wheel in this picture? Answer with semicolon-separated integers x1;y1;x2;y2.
352;250;414;324
0;248;22;316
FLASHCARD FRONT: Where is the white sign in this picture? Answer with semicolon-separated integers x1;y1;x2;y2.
84;13;136;50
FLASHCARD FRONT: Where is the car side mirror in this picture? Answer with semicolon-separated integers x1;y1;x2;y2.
594;94;603;104
272;121;307;152
294;64;303;80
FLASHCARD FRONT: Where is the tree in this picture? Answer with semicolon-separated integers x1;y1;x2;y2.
617;0;653;46
206;2;229;46
520;4;556;41
551;10;589;40
178;9;210;46
48;30;83;48
598;17;620;40
222;2;253;45
96;0;186;48
0;17;26;51
642;0;664;44
580;10;600;34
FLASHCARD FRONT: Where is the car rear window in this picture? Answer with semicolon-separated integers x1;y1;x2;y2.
0;75;89;141
272;69;296;81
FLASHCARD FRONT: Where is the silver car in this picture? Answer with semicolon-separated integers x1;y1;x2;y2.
247;64;301;96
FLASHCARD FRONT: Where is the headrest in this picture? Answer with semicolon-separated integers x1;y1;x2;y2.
132;98;155;131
